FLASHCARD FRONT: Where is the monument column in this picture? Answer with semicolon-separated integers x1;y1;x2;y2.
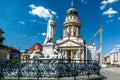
71;50;73;60
43;16;56;58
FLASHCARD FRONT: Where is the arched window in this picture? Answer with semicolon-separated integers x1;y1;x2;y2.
74;16;76;19
74;32;76;36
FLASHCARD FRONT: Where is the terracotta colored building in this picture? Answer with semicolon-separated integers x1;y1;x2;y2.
21;42;43;63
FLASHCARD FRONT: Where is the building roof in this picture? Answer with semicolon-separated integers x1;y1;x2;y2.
29;42;43;51
7;46;20;53
67;0;78;16
67;7;78;16
0;45;20;53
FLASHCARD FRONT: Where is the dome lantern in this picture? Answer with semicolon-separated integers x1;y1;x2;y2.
66;0;78;16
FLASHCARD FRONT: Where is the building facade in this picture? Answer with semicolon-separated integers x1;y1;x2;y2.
110;48;120;65
104;53;110;63
87;42;96;60
0;28;20;61
104;48;120;66
56;2;86;61
21;42;43;63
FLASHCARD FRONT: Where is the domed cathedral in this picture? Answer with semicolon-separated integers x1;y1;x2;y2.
56;1;86;61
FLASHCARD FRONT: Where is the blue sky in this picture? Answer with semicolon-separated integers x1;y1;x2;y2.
0;0;120;56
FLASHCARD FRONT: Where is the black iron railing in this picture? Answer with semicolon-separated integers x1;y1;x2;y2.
0;59;100;80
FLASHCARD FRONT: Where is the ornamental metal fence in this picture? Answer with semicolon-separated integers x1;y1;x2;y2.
0;59;100;80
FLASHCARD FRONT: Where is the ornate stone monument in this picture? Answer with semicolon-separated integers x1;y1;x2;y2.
43;16;56;58
44;16;56;44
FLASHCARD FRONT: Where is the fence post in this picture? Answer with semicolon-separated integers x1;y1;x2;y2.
0;61;4;80
74;60;76;80
57;59;60;80
97;61;100;77
36;59;38;80
18;53;21;80
36;59;40;80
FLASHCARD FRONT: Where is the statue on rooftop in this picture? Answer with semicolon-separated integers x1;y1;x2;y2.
44;16;56;44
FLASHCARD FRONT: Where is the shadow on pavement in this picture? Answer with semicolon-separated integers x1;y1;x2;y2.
77;74;107;80
99;74;107;80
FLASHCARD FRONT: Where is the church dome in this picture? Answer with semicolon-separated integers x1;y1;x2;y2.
67;7;78;16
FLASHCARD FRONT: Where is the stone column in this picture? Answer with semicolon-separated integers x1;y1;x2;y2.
71;50;73;60
65;51;67;59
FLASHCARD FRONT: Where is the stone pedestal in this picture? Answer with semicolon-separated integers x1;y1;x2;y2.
43;43;54;58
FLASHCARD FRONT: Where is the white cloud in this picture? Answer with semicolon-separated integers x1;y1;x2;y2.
118;17;120;20
114;44;120;47
29;4;57;19
103;7;118;17
56;16;59;19
18;21;25;25
100;5;106;10
101;0;118;5
51;11;56;15
100;0;118;10
41;32;46;36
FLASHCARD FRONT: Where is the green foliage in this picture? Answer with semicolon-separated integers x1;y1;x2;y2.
104;62;111;65
7;49;11;53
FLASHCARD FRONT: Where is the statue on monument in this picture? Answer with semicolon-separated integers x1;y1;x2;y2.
44;16;56;44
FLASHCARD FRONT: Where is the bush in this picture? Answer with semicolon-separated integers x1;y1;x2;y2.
104;62;111;65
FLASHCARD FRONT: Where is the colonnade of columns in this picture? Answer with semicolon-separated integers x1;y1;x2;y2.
60;49;84;61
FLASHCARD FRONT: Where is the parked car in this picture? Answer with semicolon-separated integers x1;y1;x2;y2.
101;64;109;68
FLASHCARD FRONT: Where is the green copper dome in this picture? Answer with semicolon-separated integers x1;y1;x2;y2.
67;7;78;16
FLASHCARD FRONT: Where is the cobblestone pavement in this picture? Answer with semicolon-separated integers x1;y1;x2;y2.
102;67;120;74
4;75;100;80
100;67;120;80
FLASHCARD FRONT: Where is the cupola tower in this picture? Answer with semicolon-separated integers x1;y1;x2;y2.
63;1;81;39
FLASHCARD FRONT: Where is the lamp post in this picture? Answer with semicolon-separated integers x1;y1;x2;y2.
85;45;88;61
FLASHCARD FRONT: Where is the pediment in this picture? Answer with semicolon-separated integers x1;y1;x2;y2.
57;40;81;47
